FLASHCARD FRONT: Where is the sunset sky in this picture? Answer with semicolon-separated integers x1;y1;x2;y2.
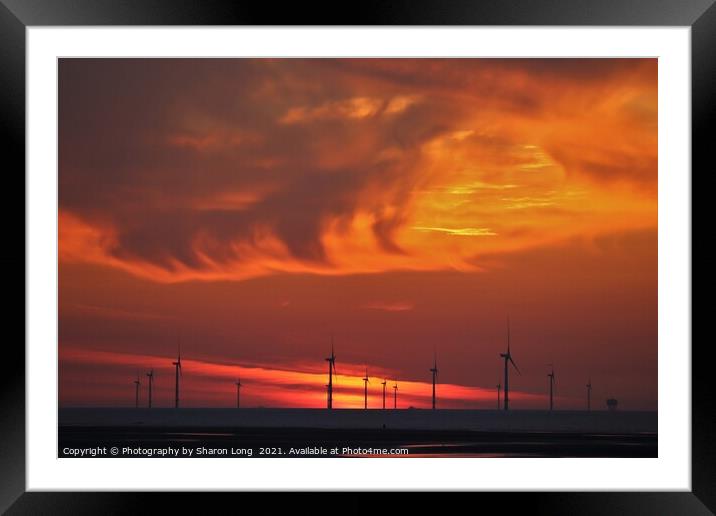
58;58;657;410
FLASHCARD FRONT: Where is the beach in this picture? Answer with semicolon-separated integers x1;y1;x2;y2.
58;408;657;458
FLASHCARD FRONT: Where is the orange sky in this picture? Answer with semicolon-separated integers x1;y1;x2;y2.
58;59;657;410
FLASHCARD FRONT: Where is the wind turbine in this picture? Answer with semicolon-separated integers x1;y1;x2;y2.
586;377;592;411
497;381;501;410
133;374;141;408
172;342;182;408
325;337;337;409
499;317;521;411
393;380;398;409
235;378;243;409
547;364;555;411
362;368;370;409
146;369;154;408
381;379;387;409
430;352;438;410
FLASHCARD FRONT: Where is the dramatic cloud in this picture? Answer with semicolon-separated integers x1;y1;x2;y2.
59;58;657;283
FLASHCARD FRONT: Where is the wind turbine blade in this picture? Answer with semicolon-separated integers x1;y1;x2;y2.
510;356;521;375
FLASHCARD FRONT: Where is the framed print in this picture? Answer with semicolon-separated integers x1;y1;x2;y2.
2;0;711;513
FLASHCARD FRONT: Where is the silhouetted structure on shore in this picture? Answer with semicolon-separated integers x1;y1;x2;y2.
172;344;182;408
146;369;154;408
500;318;521;410
235;378;243;408
325;339;337;409
133;375;141;409
430;353;439;410
362;368;370;409
381;379;387;409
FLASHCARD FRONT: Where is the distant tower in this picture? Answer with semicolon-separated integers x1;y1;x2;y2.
500;317;521;411
393;381;398;409
547;364;555;411
586;378;592;411
172;343;182;408
325;338;337;410
235;378;243;408
146;369;154;408
133;375;141;409
362;368;370;409
381;379;387;409
430;352;439;410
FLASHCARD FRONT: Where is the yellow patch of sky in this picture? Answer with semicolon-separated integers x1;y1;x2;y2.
412;226;497;236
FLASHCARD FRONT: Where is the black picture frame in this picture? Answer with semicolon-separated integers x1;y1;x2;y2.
1;0;709;512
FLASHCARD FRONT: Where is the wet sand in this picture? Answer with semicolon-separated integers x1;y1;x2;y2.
58;408;656;457
59;425;656;457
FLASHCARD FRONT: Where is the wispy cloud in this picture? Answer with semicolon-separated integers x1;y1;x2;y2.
444;181;521;195
412;226;497;236
363;301;415;312
279;94;421;125
501;197;557;210
64;303;174;322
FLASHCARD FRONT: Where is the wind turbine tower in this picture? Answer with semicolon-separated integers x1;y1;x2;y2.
393;381;398;409
133;374;141;409
381;379;387;409
430;352;439;410
362;368;370;409
235;378;243;408
548;364;556;411
146;369;154;408
172;343;182;408
325;338;337;409
586;377;592;411
499;317;521;411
